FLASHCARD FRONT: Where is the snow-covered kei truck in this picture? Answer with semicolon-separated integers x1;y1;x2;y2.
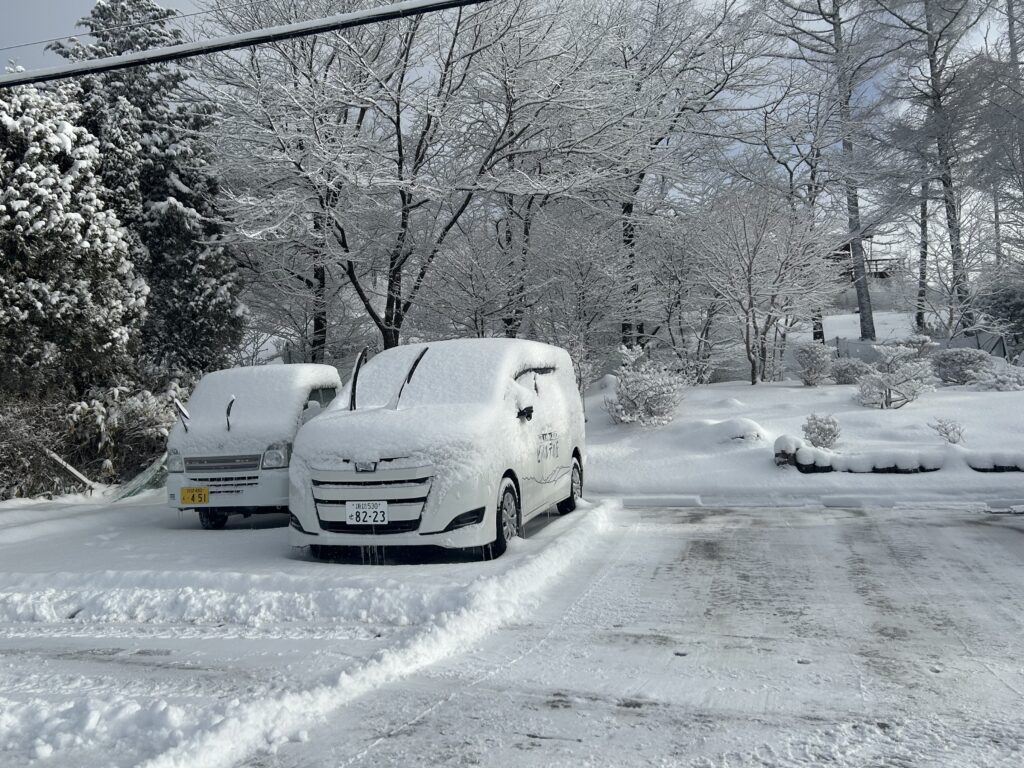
166;364;341;529
289;339;586;558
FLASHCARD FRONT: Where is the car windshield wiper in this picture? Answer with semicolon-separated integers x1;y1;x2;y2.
226;395;236;431
387;347;429;410
348;347;369;411
173;398;190;433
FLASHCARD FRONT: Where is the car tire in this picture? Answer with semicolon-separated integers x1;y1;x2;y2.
557;457;582;515
198;508;229;530
486;478;519;560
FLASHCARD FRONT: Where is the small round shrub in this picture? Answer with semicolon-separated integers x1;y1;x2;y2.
929;418;965;445
795;342;834;386
802;413;840;449
605;346;689;427
832;358;873;385
932;348;995;385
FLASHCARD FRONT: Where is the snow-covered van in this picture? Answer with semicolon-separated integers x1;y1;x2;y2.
289;339;585;558
167;364;341;529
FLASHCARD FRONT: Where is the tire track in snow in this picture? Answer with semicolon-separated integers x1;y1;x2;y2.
139;501;615;768
330;505;642;768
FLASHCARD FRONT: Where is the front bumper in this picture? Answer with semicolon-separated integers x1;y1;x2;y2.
289;460;496;549
167;468;289;510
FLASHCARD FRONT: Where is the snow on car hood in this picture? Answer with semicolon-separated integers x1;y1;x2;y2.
291;402;508;512
167;364;341;455
293;403;497;465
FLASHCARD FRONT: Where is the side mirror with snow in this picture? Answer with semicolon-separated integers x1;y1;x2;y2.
509;379;536;423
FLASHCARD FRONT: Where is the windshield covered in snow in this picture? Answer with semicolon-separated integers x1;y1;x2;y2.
169;364;341;450
341;339;557;410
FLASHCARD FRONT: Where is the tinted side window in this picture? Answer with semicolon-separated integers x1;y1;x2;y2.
309;387;337;407
515;366;556;397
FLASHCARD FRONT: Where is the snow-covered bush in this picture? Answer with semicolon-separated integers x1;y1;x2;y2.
932;348;994;385
857;344;931;409
833;358;873;385
970;365;1024;392
605;346;689;427
929;418;965;445
802;413;840;448
795;342;833;386
903;334;940;360
0;398;79;499
65;383;185;481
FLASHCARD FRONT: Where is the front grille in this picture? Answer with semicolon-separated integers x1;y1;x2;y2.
318;519;421;535
311;464;433;534
185;454;262;472
184;474;261;496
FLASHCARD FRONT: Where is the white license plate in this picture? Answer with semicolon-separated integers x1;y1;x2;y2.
346;501;388;525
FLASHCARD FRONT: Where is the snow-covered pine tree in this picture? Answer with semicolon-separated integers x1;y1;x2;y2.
52;0;242;379
0;85;148;395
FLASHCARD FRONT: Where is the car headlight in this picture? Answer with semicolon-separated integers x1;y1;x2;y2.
262;442;291;469
167;449;184;473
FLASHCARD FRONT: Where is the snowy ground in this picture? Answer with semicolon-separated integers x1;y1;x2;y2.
0;493;611;767
4;377;1024;766
2;496;1024;767
586;379;1024;508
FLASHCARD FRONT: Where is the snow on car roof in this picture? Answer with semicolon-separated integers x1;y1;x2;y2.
169;363;341;453
338;338;565;409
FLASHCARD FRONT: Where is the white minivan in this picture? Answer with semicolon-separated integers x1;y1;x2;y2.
289;339;585;558
167;364;341;529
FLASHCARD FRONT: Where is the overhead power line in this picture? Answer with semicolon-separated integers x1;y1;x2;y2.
0;0;491;90
0;0;272;55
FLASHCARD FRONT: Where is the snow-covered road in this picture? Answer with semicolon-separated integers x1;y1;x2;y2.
2;497;1024;766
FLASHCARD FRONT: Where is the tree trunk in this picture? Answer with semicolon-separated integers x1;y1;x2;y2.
831;8;876;341
812;311;825;342
917;178;929;332
925;0;973;330
993;182;1003;265
311;262;327;363
935;132;972;327
621;193;643;346
382;258;403;349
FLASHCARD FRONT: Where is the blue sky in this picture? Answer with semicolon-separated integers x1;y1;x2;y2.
1;1;197;70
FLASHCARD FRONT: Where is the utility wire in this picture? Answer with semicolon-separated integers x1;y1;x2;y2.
0;0;491;89
0;0;272;55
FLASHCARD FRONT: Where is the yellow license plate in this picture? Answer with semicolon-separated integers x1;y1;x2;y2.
180;487;209;505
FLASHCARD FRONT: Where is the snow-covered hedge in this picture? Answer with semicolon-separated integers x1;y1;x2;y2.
606;346;688;427
832;358;873;385
774;435;943;474
932;348;994;385
970;365;1024;392
774;435;1024;475
795;342;833;386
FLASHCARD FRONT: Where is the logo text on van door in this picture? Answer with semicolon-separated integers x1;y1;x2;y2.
538;432;560;462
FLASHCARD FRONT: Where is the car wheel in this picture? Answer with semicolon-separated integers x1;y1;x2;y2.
486;478;519;560
557;458;582;515
198;508;229;530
